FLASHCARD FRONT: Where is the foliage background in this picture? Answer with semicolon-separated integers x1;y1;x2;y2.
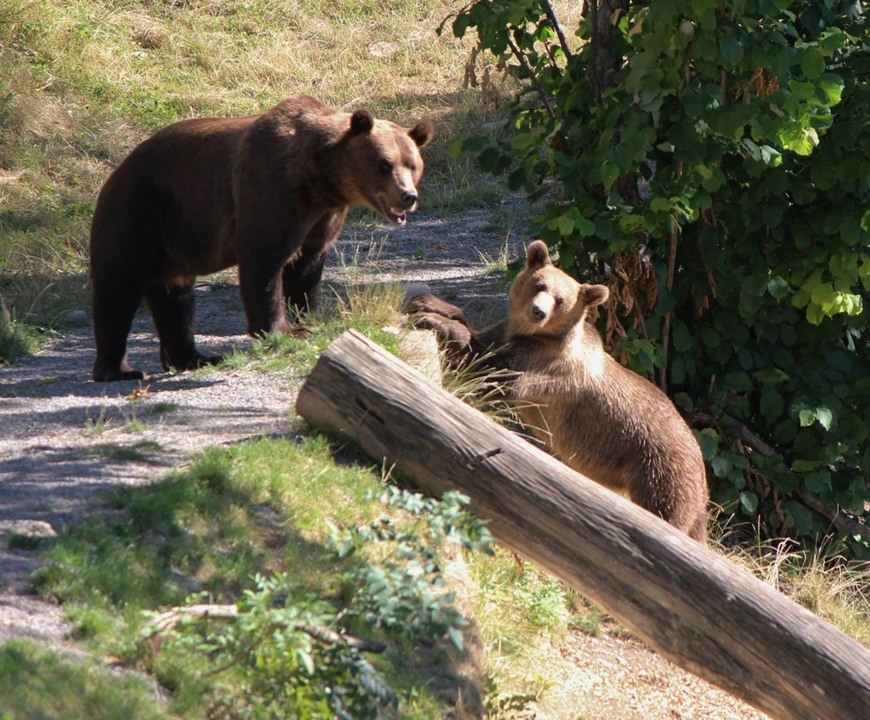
452;0;870;554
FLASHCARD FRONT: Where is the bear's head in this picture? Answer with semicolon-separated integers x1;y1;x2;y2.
342;109;433;226
508;240;609;338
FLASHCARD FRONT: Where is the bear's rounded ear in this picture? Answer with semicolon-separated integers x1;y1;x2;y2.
350;109;375;135
581;284;610;307
525;240;552;270
409;119;434;148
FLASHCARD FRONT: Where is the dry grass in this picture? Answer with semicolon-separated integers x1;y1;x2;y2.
718;533;870;647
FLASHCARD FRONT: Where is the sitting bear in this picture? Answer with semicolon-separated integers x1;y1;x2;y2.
407;240;709;542
90;95;433;381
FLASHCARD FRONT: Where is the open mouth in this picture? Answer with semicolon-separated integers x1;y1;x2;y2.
379;198;415;226
387;207;408;225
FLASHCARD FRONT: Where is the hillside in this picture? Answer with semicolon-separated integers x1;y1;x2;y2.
0;1;867;718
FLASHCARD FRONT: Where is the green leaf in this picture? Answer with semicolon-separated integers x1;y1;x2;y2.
725;370;753;392
600;161;620;190
698;429;719;460
784;501;815;536
774;419;798;444
711;456;731;478
719;33;744;65
452;13;472;39
804;471;830;494
762;204;783;228
755;367;790;384
760;388;784;423
840;217;861;246
672;321;692;352
576;214;596;236
815;406;833;431
800;48;826;79
778;123;820;156
447;625;464;651
650;196;671;212
739;491;759;515
700;325;720;349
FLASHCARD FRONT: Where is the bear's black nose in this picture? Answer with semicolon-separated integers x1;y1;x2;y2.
402;191;418;207
531;306;546;321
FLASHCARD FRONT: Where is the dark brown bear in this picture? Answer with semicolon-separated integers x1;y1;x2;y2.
408;241;709;542
90;95;433;381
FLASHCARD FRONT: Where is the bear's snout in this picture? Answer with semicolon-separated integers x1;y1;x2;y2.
529;294;555;323
378;184;421;225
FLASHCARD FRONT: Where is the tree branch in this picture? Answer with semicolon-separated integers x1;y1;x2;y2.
144;604;387;654
478;0;556;120
689;411;870;543
541;0;573;61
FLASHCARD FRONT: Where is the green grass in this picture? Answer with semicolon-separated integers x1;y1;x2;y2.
22;433;487;718
218;279;408;377
0;640;166;720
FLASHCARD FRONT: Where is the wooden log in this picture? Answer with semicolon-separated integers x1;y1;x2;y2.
296;329;870;720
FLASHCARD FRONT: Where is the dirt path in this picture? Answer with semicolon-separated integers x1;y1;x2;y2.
0;206;768;719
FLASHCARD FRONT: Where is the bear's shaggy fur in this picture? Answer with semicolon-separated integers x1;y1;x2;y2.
90;95;433;381
408;240;709;541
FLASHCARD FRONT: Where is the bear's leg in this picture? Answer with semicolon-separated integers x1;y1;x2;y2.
144;280;220;372
91;268;146;382
630;479;707;543
282;249;326;315
687;510;709;544
238;257;304;337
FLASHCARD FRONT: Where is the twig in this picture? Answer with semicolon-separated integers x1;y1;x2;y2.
478;0;556;120
659;224;679;393
505;35;556;120
541;0;573;61
144;604;387;654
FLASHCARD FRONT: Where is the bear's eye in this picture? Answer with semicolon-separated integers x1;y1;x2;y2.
555;297;564;306
379;160;393;174
534;282;548;293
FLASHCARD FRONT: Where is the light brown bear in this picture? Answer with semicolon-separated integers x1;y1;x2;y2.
408;240;709;541
90;95;433;381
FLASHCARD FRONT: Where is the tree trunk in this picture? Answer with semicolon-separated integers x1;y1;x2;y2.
296;329;870;720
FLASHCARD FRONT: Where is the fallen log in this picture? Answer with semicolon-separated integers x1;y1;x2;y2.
296;329;870;720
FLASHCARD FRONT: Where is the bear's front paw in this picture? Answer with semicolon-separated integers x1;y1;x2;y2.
404;293;468;324
412;312;473;350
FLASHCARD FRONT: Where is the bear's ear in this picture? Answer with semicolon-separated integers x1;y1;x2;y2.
409;118;434;148
525;240;552;270
580;284;609;308
350;109;375;135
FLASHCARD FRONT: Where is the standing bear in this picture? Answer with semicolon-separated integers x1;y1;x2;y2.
90;95;433;381
408;240;709;542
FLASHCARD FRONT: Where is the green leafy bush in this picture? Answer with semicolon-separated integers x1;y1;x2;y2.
165;488;494;719
451;0;869;553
